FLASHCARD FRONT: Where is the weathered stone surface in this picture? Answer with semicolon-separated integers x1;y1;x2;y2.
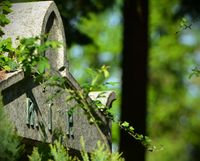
1;1;115;153
1;76;114;152
0;70;24;91
3;1;67;74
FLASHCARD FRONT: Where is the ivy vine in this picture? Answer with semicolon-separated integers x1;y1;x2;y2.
0;0;160;154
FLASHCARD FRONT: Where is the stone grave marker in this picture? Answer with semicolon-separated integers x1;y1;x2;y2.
0;1;115;154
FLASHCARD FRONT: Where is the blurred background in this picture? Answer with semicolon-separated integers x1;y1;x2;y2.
10;0;200;160
148;0;200;161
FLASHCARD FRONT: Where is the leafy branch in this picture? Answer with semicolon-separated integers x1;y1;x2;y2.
29;138;125;161
0;35;61;75
0;0;12;36
0;0;159;155
0;35;158;150
90;94;160;152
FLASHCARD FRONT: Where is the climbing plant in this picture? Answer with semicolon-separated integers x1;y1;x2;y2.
0;1;159;160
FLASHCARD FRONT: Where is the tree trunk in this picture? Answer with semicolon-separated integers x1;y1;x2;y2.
120;0;148;161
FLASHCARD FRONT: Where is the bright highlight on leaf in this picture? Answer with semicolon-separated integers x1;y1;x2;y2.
101;65;110;78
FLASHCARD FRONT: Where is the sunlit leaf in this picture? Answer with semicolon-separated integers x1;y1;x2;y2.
37;57;50;74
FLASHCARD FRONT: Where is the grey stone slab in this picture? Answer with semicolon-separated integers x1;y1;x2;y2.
0;70;24;91
1;1;115;153
2;76;114;152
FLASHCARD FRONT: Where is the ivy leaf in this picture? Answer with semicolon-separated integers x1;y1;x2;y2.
20;37;37;46
86;68;98;78
2;5;12;14
2;65;10;71
45;41;61;49
37;57;50;74
0;14;10;26
129;126;135;132
6;60;18;71
91;75;99;86
0;38;14;52
136;134;144;141
121;121;129;128
37;44;48;54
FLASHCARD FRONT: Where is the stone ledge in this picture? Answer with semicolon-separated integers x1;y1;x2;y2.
0;70;24;91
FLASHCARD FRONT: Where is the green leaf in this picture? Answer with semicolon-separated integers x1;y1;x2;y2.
45;41;61;49
91;75;99;86
0;14;10;26
6;60;18;71
2;65;11;71
2;5;12;14
0;38;14;52
121;121;129;128
28;147;42;161
86;67;98;78
101;65;110;78
129;126;134;132
37;57;50;74
0;1;12;8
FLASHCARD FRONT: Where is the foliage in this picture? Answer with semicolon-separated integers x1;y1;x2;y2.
28;139;124;161
67;4;122;149
0;38;18;71
80;137;124;161
89;142;124;161
0;35;61;74
0;0;155;154
0;0;156;160
0;35;119;149
0;33;154;156
50;64;155;151
9;0;122;151
48;140;75;161
0;96;22;161
0;0;12;36
148;0;200;160
100;108;157;151
0;1;61;74
82;65;110;92
28;147;42;161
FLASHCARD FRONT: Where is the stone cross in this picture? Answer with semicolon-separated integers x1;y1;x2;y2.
0;1;115;153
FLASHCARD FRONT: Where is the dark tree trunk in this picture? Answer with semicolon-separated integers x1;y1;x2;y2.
120;0;148;161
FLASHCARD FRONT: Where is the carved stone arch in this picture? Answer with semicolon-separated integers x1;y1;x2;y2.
42;3;68;75
3;1;68;75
